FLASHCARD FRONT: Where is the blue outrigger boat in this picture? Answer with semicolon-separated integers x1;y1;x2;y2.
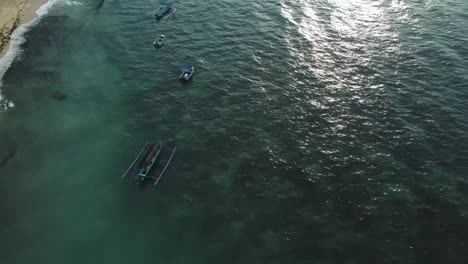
155;1;176;20
121;139;176;187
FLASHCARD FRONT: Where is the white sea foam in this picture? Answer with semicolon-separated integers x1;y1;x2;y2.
0;0;82;111
36;0;83;17
0;18;39;111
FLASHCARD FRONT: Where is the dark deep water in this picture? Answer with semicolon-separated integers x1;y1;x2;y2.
1;0;468;263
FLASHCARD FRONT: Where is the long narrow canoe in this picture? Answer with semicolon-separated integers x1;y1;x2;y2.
138;142;164;182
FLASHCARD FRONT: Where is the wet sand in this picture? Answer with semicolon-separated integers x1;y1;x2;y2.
0;0;47;58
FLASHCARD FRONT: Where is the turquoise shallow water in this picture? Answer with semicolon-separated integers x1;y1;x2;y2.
1;0;468;263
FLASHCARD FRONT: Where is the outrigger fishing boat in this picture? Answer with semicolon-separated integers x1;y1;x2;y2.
154;1;176;20
179;64;194;81
121;139;176;187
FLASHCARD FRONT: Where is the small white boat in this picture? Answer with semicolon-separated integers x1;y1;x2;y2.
153;35;165;48
178;64;194;81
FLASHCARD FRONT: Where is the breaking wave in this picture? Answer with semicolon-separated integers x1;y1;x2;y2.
0;0;82;111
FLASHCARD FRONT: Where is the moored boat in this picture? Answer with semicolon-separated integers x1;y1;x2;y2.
155;1;175;20
121;139;176;187
179;64;194;81
137;141;164;183
153;34;165;48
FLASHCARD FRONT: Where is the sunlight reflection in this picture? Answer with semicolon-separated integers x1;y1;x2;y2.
281;0;404;90
280;0;409;139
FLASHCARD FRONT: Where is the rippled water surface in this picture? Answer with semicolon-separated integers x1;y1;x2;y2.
1;0;468;263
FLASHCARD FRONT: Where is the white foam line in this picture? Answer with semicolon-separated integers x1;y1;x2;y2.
0;18;39;110
0;0;82;111
36;0;82;17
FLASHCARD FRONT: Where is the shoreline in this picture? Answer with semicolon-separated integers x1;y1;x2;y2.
0;0;48;59
0;0;47;110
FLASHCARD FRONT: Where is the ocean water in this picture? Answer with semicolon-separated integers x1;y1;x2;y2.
1;0;468;263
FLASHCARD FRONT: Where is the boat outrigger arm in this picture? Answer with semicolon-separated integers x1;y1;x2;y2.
121;142;150;179
154;147;176;186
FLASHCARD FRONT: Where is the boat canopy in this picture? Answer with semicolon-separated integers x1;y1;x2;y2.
181;64;193;72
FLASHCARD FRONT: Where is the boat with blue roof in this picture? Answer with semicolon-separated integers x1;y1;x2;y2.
155;1;176;20
179;64;194;81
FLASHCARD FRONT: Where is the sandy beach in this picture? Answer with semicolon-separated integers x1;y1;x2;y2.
0;0;47;58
